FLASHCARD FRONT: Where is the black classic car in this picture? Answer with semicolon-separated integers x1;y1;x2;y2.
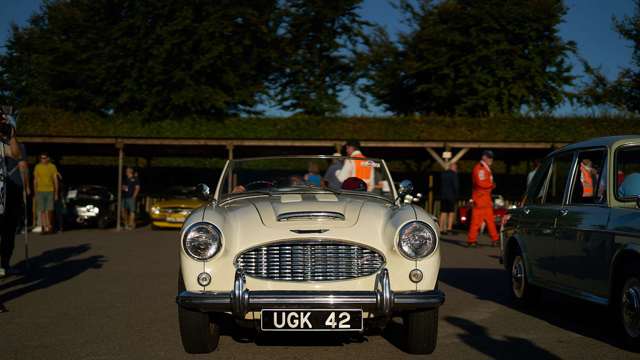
501;135;640;349
65;185;117;229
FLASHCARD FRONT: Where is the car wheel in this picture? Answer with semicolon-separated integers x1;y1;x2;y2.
509;248;539;303
402;308;438;354
97;216;110;229
178;272;220;354
619;273;640;350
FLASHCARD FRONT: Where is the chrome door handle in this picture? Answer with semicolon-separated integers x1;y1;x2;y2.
559;209;569;216
523;208;531;215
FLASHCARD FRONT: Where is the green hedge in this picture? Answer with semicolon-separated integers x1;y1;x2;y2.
16;106;640;142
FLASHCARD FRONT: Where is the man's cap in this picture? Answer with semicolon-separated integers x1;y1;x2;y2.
345;139;361;148
482;150;494;159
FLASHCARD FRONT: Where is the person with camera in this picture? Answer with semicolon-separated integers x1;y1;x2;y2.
1;109;30;314
0;110;29;280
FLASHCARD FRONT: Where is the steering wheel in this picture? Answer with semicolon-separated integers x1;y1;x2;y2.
244;180;276;191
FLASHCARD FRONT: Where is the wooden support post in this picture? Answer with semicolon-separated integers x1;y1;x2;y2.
428;175;434;213
226;144;234;193
449;148;469;164
116;143;124;231
425;148;447;170
227;144;234;160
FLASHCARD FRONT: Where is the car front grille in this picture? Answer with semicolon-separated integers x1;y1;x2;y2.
235;240;385;281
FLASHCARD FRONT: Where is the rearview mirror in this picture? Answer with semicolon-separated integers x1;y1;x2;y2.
196;183;211;201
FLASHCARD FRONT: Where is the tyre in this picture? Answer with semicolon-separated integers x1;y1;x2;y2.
617;271;640;351
178;272;220;354
402;308;438;354
509;247;539;303
97;216;110;229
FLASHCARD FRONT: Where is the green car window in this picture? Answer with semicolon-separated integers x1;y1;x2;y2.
616;146;640;201
525;159;552;205
545;152;574;205
569;149;607;205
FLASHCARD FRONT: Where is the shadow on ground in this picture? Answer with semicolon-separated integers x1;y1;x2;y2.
446;316;561;359
439;267;628;351
0;244;106;307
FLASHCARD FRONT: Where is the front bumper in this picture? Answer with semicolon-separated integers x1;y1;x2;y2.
151;220;183;228
176;269;445;318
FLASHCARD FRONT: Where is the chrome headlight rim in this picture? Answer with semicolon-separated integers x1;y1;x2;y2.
397;221;438;260
182;222;222;261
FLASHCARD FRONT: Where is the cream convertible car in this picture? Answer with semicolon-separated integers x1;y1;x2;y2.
176;156;444;354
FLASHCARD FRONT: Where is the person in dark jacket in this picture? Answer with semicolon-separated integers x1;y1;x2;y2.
439;162;459;234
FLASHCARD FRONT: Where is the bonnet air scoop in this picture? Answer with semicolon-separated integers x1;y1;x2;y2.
277;211;345;222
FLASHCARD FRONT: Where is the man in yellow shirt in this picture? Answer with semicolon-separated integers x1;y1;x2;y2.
33;153;58;234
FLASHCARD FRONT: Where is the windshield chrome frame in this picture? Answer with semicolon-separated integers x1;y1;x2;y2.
213;155;397;203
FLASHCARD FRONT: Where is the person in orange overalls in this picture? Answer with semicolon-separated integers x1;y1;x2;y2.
467;150;499;248
579;159;594;197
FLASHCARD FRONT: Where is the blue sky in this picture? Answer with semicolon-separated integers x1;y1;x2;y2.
1;0;636;116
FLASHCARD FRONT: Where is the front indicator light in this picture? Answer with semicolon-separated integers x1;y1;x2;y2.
197;272;212;286
409;269;423;283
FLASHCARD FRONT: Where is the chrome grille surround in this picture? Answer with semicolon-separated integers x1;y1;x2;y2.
235;240;386;281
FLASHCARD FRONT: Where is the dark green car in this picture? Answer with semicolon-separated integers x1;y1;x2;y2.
501;135;640;349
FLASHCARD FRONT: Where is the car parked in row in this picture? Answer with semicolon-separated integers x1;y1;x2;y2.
501;135;640;349
64;185;117;229
457;194;508;231
150;186;207;229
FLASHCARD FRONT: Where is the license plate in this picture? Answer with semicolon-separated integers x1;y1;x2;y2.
261;309;363;331
166;215;185;223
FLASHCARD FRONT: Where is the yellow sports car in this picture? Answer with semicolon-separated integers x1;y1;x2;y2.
150;186;206;229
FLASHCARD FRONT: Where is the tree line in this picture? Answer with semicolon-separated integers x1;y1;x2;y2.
0;0;638;120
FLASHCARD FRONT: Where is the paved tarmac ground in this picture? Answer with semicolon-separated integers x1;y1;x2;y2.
1;228;638;360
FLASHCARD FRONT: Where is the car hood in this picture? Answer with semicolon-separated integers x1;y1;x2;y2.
255;193;367;227
218;193;398;230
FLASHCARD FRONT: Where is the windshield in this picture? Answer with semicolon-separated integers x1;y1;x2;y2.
217;156;395;201
70;185;112;200
164;186;199;199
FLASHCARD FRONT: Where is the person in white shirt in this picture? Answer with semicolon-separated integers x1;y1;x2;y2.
336;140;375;191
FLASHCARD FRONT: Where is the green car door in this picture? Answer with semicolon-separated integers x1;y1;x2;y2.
555;148;613;300
520;153;573;285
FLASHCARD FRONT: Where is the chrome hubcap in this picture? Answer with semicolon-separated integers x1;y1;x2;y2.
622;278;640;338
512;256;525;298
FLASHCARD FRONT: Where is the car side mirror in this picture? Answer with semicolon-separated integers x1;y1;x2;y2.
196;183;211;201
398;180;414;197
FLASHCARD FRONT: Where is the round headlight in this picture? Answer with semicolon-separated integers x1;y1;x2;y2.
397;221;437;260
183;223;222;261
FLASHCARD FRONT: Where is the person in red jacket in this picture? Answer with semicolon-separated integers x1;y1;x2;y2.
467;150;499;247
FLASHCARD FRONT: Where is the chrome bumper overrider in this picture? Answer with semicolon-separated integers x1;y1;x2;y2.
176;269;445;318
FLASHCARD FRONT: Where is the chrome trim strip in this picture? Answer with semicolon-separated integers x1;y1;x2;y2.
277;211;345;221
